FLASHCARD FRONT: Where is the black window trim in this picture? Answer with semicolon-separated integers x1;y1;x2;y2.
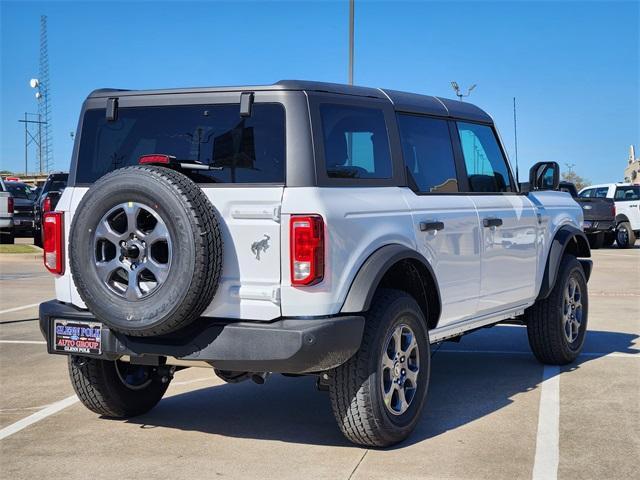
308;92;405;188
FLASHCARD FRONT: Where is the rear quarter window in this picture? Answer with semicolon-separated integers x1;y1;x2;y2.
75;103;285;184
615;186;640;201
320;104;392;180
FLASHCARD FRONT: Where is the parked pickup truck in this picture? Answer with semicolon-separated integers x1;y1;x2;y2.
38;81;592;447
0;177;14;244
559;181;615;249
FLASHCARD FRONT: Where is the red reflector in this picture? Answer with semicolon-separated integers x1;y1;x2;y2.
43;195;52;213
7;196;13;214
139;154;174;165
290;215;324;286
43;211;64;275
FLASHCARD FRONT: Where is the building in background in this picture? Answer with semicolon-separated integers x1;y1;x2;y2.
624;145;640;183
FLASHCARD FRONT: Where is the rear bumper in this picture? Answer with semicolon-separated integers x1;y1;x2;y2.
39;300;365;374
0;218;12;229
583;220;615;233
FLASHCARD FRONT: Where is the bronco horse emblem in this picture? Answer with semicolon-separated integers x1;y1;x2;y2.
251;234;271;260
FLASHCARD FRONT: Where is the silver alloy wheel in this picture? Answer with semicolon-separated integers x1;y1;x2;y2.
381;323;420;416
93;202;172;300
563;276;583;344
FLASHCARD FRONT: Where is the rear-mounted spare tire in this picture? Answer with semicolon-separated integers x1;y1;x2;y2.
69;166;223;337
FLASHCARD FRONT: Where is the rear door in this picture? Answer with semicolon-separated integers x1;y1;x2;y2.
454;121;538;314
69;92;288;320
398;114;481;326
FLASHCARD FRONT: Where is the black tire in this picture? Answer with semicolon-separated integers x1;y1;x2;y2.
68;356;170;418
603;231;615;248
587;232;604;249
33;228;42;248
525;255;588;365
616;221;636;248
69;166;223;337
1;230;15;244
328;289;430;447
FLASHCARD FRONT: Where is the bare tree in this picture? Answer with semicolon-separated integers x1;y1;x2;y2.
562;163;590;191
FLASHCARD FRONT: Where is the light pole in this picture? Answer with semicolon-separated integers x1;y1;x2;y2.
450;81;477;101
29;78;45;173
348;0;354;85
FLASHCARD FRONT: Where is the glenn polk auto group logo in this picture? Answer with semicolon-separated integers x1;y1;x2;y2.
251;234;271;260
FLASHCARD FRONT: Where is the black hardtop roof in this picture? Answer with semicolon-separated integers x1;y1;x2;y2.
88;80;492;123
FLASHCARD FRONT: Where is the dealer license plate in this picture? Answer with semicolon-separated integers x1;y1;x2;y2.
53;319;102;355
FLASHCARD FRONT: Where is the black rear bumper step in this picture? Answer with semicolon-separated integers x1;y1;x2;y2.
39;300;364;374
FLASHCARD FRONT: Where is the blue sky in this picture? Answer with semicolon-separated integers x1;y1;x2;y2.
1;0;638;184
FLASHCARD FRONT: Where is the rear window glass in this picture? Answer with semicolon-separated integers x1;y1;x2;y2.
615;185;640;200
320;104;392;179
76;103;285;184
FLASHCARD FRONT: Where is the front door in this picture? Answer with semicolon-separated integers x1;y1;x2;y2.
455;121;538;314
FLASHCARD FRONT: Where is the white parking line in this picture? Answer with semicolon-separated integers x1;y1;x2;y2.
532;365;560;480
0;340;46;345
438;349;639;359
0;303;40;315
0;395;78;441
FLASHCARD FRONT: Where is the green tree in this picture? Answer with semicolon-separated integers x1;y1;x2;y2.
562;163;590;191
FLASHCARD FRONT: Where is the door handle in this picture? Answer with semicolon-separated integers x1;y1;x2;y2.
420;221;445;232
483;217;503;228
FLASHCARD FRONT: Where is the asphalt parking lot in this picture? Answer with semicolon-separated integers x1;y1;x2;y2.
0;242;638;480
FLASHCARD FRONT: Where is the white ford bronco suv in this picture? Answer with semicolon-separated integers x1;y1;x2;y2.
39;81;591;447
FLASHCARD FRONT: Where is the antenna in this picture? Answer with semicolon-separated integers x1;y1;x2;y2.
513;97;519;183
348;0;354;85
450;81;477;101
39;15;53;172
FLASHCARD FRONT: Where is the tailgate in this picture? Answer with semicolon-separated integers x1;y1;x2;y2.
578;198;614;221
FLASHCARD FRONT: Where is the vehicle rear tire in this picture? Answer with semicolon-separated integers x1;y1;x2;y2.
587;232;604;249
328;289;430;447
616;222;636;248
1;230;15;244
33;229;42;247
69;166;223;337
68;356;170;418
603;231;615;248
525;255;588;365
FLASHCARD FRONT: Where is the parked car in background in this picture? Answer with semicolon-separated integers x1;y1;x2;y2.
560;181;615;249
4;181;36;237
33;173;68;247
0;177;14;244
579;183;640;248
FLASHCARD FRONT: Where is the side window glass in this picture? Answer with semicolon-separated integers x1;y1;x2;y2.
397;114;458;193
578;188;594;198
320;104;392;179
615;186;640;200
457;122;512;192
595;187;609;198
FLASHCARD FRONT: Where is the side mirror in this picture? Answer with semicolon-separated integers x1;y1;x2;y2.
529;161;560;191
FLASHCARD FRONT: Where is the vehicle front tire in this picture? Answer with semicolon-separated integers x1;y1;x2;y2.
68;356;170;418
616;222;636;248
0;230;15;244
525;255;588;365
587;232;604;249
328;289;430;447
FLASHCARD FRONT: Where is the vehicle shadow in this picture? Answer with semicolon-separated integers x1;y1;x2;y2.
124;325;638;448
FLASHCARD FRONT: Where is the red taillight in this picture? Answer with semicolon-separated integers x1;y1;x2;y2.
139;154;174;165
290;215;324;286
611;203;616;217
43;195;52;213
43;211;64;275
7;196;13;214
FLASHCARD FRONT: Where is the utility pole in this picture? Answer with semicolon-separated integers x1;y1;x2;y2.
348;0;354;85
513;97;519;183
18;113;47;176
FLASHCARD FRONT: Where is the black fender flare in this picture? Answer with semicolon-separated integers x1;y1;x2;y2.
615;214;630;225
340;244;442;318
538;225;591;300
